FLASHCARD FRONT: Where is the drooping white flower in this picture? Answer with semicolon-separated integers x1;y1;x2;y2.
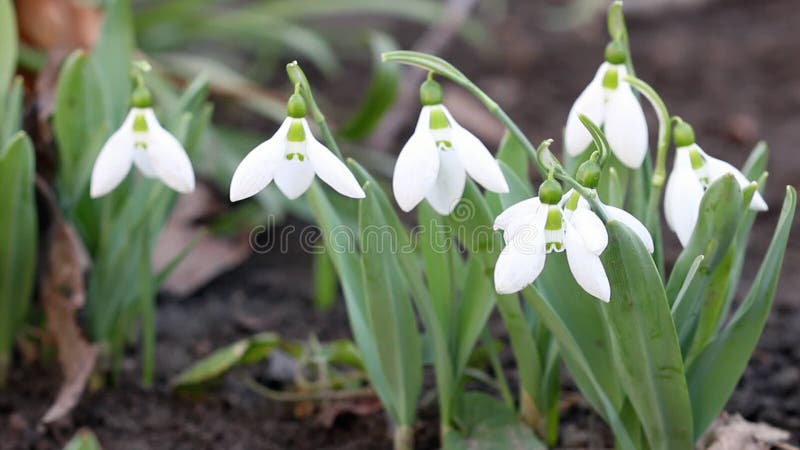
564;62;648;169
664;142;767;247
493;181;611;302
230;100;365;201
393;78;508;215
90;107;195;198
561;189;654;253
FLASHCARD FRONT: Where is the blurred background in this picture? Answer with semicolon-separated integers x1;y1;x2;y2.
4;0;799;448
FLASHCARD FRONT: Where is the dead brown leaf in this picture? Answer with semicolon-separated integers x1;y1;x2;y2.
698;412;797;450
36;179;97;425
152;183;251;297
16;0;101;51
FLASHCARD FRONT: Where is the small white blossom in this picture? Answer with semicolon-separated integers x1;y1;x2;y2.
664;143;767;247
393;105;509;215
564;62;648;169
493;195;611;302
230;117;365;201
90;108;195;198
562;189;654;253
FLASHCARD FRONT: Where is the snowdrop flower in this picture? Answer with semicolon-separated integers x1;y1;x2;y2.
493;176;610;302
664;120;767;247
561;155;654;253
230;92;365;201
90;83;195;198
393;76;509;215
564;43;648;169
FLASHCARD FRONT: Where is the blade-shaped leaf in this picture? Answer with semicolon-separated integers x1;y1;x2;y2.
359;181;422;426
686;186;796;439
601;220;693;449
0;132;37;384
0;0;17;99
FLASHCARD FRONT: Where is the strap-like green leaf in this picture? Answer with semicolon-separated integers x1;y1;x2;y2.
359;182;423;426
0;132;37;385
0;0;17;101
92;0;135;124
687;186;796;439
601;220;694;449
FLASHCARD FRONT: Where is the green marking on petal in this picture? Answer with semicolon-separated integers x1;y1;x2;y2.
565;191;581;211
602;67;619;90
132;113;148;132
287;120;306;142
689;148;705;170
429;108;450;130
545;206;563;231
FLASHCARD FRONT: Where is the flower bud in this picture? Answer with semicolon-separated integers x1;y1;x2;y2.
539;178;563;205
287;93;307;119
673;118;696;147
604;41;627;65
576;154;602;189
420;77;443;106
130;84;152;108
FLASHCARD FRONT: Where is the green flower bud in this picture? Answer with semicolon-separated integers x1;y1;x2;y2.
420;76;443;106
287;93;307;119
604;41;627;65
539;178;563;205
576;155;602;189
673;118;696;147
130;84;152;108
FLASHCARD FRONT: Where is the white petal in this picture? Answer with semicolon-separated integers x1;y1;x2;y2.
146;116;196;193
90;127;134;198
425;149;466;215
440;107;508;193
302;121;365;199
229;119;291;202
392;107;440;211
494;208;548;295
604;85;648;168
133;148;156;177
702;147;768;211
565;220;611;302
664;148;705;247
494;197;542;231
569;208;608;255
564;63;608;156
605;205;654;253
274;150;315;199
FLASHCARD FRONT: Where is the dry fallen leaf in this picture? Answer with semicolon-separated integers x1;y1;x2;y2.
698;412;797;450
152;183;251;297
36;179;97;424
315;397;383;428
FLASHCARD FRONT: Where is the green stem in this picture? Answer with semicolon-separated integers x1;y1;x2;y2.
625;75;671;274
286;61;344;160
393;424;414;450
481;328;514;408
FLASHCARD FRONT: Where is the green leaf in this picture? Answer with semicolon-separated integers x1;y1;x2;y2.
312;250;338;310
359;181;422;426
0;0;17;99
63;429;102;450
418;203;454;336
1;77;23;146
522;286;636;450
445;392;546;450
453;257;496;379
171;333;279;390
667;175;742;353
601;220;693;449
54;51;107;208
686;186;796;439
534;253;624;414
496;132;530;185
486;161;532;215
91;0;135;124
0;132;37;384
340;32;399;139
305;182;396;419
